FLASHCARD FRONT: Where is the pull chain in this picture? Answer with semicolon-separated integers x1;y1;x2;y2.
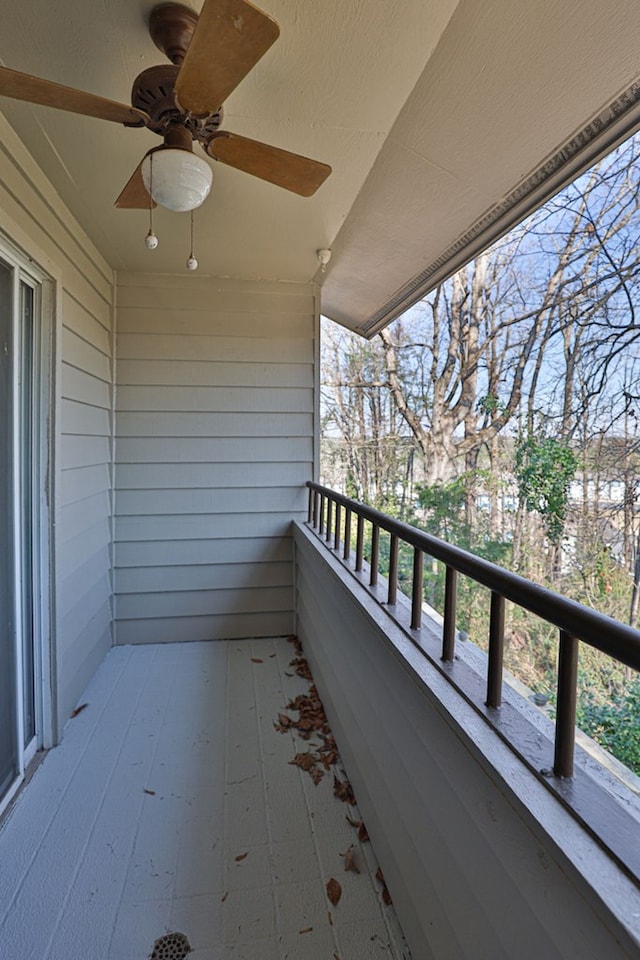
186;208;198;270
145;152;158;249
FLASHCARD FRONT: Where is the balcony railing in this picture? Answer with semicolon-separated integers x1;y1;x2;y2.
306;480;640;884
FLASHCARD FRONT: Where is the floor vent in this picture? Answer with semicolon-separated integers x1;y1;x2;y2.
150;931;191;959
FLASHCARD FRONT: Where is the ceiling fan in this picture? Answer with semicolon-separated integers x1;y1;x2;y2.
0;0;332;212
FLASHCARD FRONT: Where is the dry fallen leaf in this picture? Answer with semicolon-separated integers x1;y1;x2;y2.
346;815;369;841
375;866;393;904
221;892;228;902
343;846;360;874
289;752;316;771
250;658;263;664
299;927;313;934
70;703;88;718
333;776;356;805
143;788;156;796
235;852;248;862
310;766;324;786
326;877;342;906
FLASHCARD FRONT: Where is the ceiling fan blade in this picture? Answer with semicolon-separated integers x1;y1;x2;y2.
115;157;156;209
0;66;147;126
207;132;331;197
175;0;279;116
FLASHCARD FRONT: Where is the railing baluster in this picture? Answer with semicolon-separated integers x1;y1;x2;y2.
312;489;320;529
442;566;457;661
411;548;423;630
486;592;505;707
387;534;398;605
319;494;325;535
343;508;352;560
355;515;365;571
307;486;313;523
554;630;579;778
325;498;333;542
370;524;379;586
334;503;341;551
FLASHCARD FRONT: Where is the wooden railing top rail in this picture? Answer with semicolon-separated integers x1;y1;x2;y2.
307;481;640;672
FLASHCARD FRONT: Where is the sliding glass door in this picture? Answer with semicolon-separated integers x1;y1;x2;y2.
0;259;17;801
0;251;50;810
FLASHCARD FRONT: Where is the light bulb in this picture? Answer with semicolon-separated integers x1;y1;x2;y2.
186;256;198;271
145;230;158;250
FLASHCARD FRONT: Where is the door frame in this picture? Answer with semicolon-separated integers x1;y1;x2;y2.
0;235;55;816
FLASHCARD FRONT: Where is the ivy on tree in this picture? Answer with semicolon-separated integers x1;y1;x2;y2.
514;435;578;544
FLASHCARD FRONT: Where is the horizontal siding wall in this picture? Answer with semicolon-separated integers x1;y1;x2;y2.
113;273;316;643
0;115;115;737
294;523;640;960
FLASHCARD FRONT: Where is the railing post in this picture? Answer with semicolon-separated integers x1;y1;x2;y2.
343;508;352;560
334;503;341;551
387;534;398;605
486;592;505;707
442;566;457;661
411;548;423;630
370;524;379;586
554;630;579;778
355;515;365;571
325;498;333;542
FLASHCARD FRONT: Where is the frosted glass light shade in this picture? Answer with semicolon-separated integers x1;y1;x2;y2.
141;149;213;212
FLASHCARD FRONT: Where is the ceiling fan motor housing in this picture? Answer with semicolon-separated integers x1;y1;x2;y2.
131;64;223;140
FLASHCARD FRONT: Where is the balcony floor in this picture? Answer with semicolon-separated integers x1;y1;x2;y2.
0;638;410;960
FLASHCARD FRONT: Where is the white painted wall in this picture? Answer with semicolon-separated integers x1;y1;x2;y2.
113;274;316;643
0;116;115;737
294;523;640;960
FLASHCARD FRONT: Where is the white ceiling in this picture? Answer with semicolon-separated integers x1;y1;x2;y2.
2;0;640;335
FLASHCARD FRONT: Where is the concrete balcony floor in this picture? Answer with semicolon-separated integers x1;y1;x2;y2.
0;638;410;960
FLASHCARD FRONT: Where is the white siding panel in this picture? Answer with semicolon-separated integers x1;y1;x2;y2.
114;561;292;594
61;399;111;437
59;498;111;545
62;291;111;353
114;536;292;567
62;363;111;408
60;464;111;507
116;461;309;489
117;385;312;413
62;326;111;382
61;435;111;470
115;486;306;516
115;513;294;541
57;522;111;574
116;359;312;388
113;611;293;644
117;333;313;364
116;411;313;438
0;113;115;735
117;308;314;338
115;436;312;463
116;279;313;314
114;274;316;642
116;586;292;620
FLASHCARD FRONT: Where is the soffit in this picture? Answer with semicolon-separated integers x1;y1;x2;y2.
321;0;640;336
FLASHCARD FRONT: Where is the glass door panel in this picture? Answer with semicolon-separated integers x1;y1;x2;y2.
20;282;35;750
0;259;17;799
